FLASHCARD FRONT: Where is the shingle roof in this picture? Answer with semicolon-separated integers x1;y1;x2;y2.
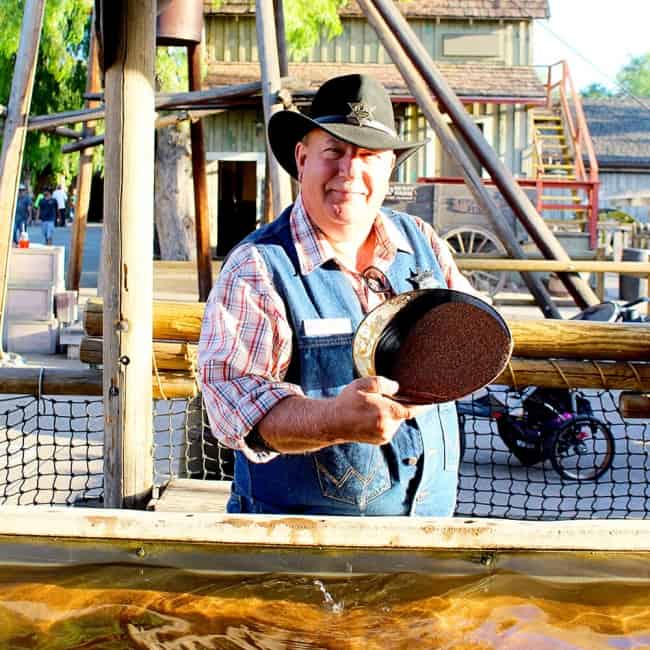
206;62;546;102
582;98;650;169
203;0;549;19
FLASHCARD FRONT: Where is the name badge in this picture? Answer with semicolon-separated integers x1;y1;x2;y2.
302;318;353;337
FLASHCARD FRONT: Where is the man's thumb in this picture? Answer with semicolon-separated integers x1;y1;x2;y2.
358;375;400;396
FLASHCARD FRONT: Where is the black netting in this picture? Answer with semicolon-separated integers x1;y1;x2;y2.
0;386;648;518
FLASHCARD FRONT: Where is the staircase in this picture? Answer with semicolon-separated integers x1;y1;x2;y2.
532;107;589;227
533;62;600;247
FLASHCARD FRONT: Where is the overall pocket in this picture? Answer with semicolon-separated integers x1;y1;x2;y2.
296;332;356;397
314;443;391;510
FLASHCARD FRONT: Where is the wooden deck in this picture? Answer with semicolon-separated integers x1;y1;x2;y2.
149;478;231;512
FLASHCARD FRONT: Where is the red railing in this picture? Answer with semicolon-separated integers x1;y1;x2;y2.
544;61;600;246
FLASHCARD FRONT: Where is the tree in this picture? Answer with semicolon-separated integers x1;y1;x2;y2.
284;0;348;57
581;82;612;99
0;0;93;186
616;53;650;97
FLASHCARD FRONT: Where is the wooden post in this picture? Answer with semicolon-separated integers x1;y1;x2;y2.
255;0;292;216
273;0;288;77
356;0;559;319
0;0;46;360
67;17;101;291
102;0;156;509
187;42;212;301
368;0;600;310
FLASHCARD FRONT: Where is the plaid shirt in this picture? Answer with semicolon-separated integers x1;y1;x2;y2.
198;195;474;462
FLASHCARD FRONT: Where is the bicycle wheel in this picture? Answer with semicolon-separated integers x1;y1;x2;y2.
548;416;615;481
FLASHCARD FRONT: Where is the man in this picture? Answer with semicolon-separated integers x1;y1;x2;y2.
13;184;32;245
198;74;474;515
37;188;58;245
52;184;67;226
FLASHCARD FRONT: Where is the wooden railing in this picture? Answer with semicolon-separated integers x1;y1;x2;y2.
457;258;650;311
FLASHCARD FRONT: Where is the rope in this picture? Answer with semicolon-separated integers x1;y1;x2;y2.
591;360;608;390
152;351;168;401
505;360;519;391
626;361;644;392
549;359;573;389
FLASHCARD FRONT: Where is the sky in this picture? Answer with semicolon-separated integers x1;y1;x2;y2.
533;0;650;93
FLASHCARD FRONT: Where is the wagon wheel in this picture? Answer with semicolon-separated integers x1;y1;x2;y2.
442;226;508;297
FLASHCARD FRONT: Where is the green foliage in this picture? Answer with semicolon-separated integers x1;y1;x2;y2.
283;0;347;59
156;47;189;92
616;53;650;97
0;0;93;186
598;209;636;224
580;82;612;99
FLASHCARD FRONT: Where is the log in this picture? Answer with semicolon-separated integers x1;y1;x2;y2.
356;0;559;319
84;298;650;362
367;0;599;310
67;19;101;292
188;41;213;302
80;337;197;372
0;367;196;399
619;392;650;419
0;0;46;359
256;0;293;214
102;0;155;509
496;358;650;391
28;81;266;132
61;108;222;154
84;298;204;343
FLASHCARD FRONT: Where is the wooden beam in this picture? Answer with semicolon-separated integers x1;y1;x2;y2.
80;337;197;372
0;0;46;360
102;0;156;509
367;0;600;310
496;358;650;391
67;17;101;292
61;109;222;154
256;0;292;215
356;0;559;320
188;42;212;302
619;392;650;419
27;80;265;132
84;297;650;362
0;367;196;399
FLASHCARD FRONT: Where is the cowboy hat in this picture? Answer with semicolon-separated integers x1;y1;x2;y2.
268;74;428;179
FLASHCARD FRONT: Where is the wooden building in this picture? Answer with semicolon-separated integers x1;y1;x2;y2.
201;0;550;253
582;97;650;223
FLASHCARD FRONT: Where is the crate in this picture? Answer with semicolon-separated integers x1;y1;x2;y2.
3;318;59;354
8;245;64;287
6;284;56;321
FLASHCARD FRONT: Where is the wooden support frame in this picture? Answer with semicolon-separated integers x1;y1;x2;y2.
67;17;101;292
256;0;292;215
102;0;156;509
0;0;46;359
356;0;559;320
366;0;599;310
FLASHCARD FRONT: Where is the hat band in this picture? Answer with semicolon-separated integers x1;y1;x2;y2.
314;115;397;139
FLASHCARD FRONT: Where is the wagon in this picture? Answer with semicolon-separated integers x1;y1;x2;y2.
383;180;533;296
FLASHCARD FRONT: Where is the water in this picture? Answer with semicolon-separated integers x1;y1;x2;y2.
1;564;650;648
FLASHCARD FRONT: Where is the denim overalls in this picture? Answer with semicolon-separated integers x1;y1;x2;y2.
227;207;460;516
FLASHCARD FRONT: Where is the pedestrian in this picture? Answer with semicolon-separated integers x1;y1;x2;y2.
198;74;475;516
37;188;58;245
13;184;33;245
52;184;68;227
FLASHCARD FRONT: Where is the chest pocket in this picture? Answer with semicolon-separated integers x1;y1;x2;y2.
295;333;356;398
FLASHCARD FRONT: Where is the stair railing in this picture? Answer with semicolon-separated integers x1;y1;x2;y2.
544;61;600;246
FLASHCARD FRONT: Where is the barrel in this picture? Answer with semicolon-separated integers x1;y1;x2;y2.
156;0;203;46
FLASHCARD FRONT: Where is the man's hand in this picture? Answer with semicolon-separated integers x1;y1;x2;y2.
330;376;424;445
